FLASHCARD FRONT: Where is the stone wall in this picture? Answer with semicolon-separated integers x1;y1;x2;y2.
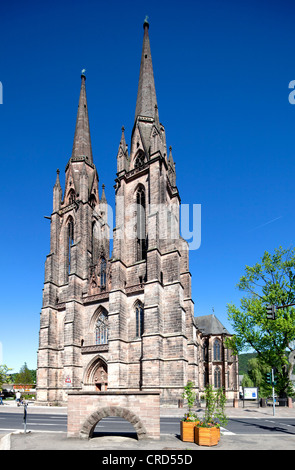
67;391;160;439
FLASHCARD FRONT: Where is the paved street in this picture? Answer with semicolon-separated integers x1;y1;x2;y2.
3;411;294;436
1;401;295;450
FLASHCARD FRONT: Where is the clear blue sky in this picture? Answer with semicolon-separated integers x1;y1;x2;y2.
1;0;295;373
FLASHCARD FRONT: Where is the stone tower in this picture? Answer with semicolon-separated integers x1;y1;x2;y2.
37;21;239;405
109;18;197;403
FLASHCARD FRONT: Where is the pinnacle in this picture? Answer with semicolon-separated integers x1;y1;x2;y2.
134;19;157;121
71;73;93;164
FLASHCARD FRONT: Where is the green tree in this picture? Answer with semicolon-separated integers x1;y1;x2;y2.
182;380;196;414
241;373;254;388
202;385;228;427
0;365;12;389
14;363;35;384
226;247;295;399
246;357;273;397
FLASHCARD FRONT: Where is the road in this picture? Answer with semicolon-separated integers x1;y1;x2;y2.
1;412;295;437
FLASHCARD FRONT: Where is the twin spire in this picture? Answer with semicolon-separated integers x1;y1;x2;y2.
134;18;158;121
71;17;158;160
70;19;172;180
71;70;93;164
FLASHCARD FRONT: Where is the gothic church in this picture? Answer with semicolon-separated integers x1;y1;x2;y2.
37;20;239;405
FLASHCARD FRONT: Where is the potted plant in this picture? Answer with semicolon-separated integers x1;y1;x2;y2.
180;380;199;442
194;384;228;446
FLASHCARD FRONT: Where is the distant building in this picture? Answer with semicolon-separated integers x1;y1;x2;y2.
37;20;239;405
195;315;239;394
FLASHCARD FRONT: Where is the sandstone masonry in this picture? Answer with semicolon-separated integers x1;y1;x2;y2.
37;20;239;406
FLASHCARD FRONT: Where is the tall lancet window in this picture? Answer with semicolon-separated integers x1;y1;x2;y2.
91;222;97;265
213;339;221;361
100;257;107;290
95;311;108;345
136;186;146;261
134;151;145;169
68;189;76;205
135;302;144;337
68;218;74;274
214;367;221;389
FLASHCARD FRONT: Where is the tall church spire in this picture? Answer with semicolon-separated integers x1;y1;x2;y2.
71;70;93;164
134;17;158;121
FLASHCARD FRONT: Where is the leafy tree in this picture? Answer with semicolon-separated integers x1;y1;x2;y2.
241;373;254;388
226;247;295;399
14;363;35;384
201;385;228;427
238;352;257;375
182;380;196;414
0;365;12;389
246;357;273;397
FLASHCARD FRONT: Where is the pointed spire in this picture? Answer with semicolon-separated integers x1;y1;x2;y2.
134;18;158;121
54;168;61;188
117;126;129;174
168;146;174;165
71;70;93;163
168;146;176;187
53;169;62;211
120;126;128;154
154;104;160;128
101;183;107;203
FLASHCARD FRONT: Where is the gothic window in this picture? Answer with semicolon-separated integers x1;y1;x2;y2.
135;302;144;337
214;367;221;389
134;152;145;169
95;311;108;345
92;222;96;264
89;194;96;209
68;218;74;273
136;187;146;261
68;189;76;205
213;339;221;361
100;257;107;290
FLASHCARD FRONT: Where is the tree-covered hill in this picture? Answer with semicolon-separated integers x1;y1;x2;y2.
238;353;257;375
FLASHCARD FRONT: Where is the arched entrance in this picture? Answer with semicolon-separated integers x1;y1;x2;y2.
80;406;147;440
83;355;108;391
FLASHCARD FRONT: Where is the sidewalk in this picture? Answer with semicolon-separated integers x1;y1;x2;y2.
2;398;295;417
1;401;295;450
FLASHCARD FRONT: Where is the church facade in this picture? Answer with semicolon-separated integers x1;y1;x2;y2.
37;20;239;405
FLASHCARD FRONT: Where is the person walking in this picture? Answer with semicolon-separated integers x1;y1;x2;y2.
0;390;4;405
16;390;21;406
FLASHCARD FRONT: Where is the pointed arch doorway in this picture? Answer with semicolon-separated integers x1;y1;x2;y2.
84;355;108;392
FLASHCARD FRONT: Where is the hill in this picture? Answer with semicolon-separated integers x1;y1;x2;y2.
238;353;257;375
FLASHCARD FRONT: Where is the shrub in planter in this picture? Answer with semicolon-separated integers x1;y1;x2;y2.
180;412;199;442
180;381;199;442
194;385;228;446
194;423;220;446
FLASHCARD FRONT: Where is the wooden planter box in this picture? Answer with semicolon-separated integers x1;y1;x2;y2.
194;426;220;446
180;421;197;442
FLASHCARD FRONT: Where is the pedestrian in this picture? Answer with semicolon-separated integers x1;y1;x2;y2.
0;390;4;405
16;390;21;406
